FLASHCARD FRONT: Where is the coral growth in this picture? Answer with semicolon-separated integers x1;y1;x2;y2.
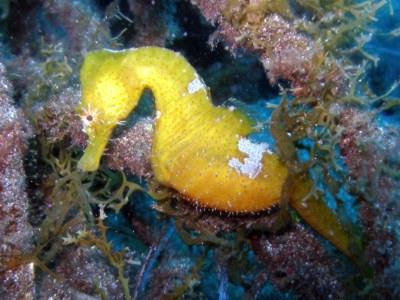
105;117;154;178
38;243;126;299
34;88;86;147
192;0;345;97
0;62;34;299
338;107;400;296
251;224;345;299
8;0;111;57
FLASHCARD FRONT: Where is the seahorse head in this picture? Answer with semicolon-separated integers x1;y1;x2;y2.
77;50;144;171
78;51;143;132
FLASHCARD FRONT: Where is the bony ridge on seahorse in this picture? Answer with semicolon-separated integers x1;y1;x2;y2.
77;46;361;260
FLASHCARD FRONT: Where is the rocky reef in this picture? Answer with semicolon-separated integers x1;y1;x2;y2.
0;62;34;299
0;0;400;299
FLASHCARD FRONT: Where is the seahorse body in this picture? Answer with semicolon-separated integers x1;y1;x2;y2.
76;47;362;260
77;47;287;212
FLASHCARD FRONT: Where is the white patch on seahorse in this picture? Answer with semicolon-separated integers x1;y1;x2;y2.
187;75;205;94
228;138;271;179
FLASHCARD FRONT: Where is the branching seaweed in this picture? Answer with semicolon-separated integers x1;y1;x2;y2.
5;131;148;299
63;217;132;300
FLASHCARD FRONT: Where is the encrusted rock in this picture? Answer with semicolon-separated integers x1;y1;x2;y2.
0;62;35;300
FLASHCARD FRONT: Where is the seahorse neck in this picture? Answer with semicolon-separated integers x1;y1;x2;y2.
127;48;213;118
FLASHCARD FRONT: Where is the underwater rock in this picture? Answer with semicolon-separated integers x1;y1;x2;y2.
145;254;197;299
5;0;113;111
38;246;125;300
0;63;34;299
41;0;111;54
35;88;86;147
339;108;384;180
105;117;154;178
8;0;111;57
339;107;400;295
124;0;174;47
192;0;345;97
251;224;345;299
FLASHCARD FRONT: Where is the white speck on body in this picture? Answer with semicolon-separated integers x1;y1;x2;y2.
228;138;271;179
155;110;162;119
187;75;205;94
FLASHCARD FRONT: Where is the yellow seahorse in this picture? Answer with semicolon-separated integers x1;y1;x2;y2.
77;47;359;259
77;47;287;212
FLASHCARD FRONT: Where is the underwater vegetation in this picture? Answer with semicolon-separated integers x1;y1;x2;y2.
0;0;400;299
